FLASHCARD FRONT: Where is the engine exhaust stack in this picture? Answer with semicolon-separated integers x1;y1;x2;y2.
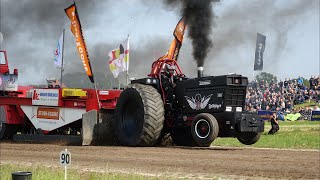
198;66;203;78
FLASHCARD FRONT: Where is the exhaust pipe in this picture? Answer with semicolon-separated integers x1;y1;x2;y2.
198;66;203;78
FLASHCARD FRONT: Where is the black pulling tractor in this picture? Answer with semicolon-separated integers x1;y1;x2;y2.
113;59;264;147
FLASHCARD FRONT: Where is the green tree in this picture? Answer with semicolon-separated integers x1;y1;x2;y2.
255;72;277;83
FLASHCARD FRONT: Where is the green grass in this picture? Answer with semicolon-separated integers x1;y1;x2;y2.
294;101;320;108
212;121;320;149
0;164;169;180
278;120;320;126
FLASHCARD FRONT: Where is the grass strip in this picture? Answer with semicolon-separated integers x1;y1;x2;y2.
0;164;166;180
213;121;320;149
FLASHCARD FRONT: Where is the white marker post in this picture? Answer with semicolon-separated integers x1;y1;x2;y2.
60;149;71;180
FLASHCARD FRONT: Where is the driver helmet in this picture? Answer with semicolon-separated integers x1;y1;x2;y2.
165;64;176;75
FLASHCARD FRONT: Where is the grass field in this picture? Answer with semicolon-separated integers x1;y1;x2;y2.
0;164;165;180
212;120;320;149
294;101;320;108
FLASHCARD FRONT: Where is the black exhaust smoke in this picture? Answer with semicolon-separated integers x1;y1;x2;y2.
165;0;218;68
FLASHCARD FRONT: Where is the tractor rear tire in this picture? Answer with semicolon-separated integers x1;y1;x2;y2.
237;132;261;145
191;113;219;147
114;84;165;146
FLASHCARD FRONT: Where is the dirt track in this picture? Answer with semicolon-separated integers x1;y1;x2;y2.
0;143;319;179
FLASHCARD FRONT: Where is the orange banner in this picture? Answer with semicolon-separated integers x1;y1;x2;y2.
65;4;94;83
37;107;60;120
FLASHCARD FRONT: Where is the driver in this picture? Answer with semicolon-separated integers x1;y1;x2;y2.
162;64;177;110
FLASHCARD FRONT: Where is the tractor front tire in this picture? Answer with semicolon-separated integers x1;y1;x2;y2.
237;132;261;145
114;84;165;146
191;113;219;147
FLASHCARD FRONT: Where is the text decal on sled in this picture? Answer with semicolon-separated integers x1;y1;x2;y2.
32;89;59;106
37;107;60;120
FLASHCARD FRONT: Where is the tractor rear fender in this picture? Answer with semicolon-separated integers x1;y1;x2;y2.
131;78;160;91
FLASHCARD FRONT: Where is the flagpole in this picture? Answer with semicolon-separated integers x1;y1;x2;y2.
60;29;65;87
126;34;129;86
94;82;101;109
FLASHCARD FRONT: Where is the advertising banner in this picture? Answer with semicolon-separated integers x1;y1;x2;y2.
254;33;266;71
258;110;273;121
37;107;60;120
65;4;95;83
0;74;18;91
311;110;320;121
32;89;59;106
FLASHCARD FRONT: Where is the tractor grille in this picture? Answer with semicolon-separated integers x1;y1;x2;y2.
225;87;246;106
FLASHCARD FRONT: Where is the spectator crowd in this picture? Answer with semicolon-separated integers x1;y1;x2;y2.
245;76;320;118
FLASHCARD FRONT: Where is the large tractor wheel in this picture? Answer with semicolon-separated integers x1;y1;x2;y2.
237;132;261;145
191;113;219;147
114;84;165;146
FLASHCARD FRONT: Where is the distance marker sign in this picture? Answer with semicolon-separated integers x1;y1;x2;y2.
60;149;71;166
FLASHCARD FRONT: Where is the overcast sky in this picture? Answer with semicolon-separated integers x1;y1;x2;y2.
0;0;319;85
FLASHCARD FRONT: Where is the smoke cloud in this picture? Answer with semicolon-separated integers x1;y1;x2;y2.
205;0;319;79
165;0;219;67
0;0;318;85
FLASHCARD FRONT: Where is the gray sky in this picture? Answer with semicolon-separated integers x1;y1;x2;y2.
0;0;319;85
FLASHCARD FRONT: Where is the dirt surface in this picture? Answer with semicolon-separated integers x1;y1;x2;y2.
0;142;319;179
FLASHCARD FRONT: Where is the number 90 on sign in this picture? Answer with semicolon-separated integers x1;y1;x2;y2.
60;150;71;166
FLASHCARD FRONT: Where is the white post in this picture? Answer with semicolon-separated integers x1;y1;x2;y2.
65;148;67;180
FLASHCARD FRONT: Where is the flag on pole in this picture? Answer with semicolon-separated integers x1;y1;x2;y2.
54;31;64;67
65;3;95;83
108;37;129;78
254;33;266;71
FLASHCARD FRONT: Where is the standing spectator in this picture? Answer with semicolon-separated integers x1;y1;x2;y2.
314;76;319;90
288;78;293;86
284;78;288;88
309;76;315;90
297;76;303;87
278;80;284;88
